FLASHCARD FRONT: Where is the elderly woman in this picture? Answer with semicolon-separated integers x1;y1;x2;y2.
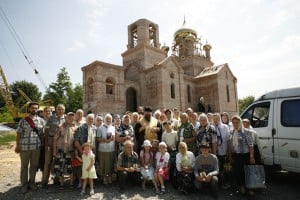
175;142;195;194
131;112;140;128
96;113;115;185
74;109;85;128
165;109;179;131
230;115;255;195
178;113;197;154
116;114;135;155
197;113;217;155
53;112;76;189
190;112;200;132
113;114;121;129
242;118;261;164
95;115;103;128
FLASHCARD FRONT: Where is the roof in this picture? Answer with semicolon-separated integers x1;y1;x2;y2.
195;64;225;78
256;87;300;101
82;60;123;71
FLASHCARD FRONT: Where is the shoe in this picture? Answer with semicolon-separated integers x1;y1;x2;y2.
21;186;28;194
248;190;254;196
41;183;48;189
108;176;112;184
103;177;108;185
29;183;37;190
221;183;231;190
90;189;95;195
160;187;166;194
240;186;246;194
80;190;85;195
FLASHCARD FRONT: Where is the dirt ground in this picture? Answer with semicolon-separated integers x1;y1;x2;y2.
1;142;300;200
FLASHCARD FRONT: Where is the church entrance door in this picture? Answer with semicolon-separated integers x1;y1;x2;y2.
126;87;137;112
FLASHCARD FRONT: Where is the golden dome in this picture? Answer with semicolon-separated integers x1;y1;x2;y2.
173;19;197;40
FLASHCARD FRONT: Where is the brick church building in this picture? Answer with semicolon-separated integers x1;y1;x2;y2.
82;18;238;115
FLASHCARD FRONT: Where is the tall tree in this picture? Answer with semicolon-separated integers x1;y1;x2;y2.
66;84;83;112
43;67;82;112
10;80;42;111
238;96;255;113
43;67;72;106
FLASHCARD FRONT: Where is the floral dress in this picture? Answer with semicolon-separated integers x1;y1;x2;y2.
53;123;75;176
178;122;196;153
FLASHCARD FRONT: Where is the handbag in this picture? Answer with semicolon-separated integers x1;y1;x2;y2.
244;165;266;189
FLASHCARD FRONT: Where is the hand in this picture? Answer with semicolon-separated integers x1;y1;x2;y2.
129;167;135;172
196;176;202;182
250;157;255;164
15;146;20;153
86;167;91;171
150;127;157;133
205;175;212;182
136;167;141;172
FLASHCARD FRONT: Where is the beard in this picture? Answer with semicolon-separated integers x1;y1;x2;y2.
144;115;151;122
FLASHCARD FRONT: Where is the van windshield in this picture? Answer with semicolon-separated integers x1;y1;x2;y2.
242;102;270;128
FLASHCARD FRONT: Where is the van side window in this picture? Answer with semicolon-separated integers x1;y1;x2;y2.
242;102;270;128
281;100;300;127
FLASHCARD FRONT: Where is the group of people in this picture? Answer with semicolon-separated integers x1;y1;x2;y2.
15;103;261;197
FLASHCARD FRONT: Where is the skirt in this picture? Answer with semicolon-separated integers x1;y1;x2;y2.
158;167;169;180
140;166;154;180
53;149;72;176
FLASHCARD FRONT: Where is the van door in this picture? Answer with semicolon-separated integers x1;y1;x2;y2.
276;98;300;172
241;101;278;166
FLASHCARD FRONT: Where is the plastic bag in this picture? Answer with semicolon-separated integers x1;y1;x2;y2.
244;165;266;189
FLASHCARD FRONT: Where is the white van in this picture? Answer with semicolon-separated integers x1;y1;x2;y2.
240;87;300;173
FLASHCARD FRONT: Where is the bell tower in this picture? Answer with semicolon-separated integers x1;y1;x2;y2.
127;19;160;49
122;19;166;69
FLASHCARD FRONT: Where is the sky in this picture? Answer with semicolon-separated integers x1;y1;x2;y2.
0;0;299;99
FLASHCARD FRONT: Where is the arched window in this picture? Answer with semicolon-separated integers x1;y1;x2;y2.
87;78;94;101
106;77;115;95
187;85;191;103
171;83;175;99
226;85;230;102
170;72;175;79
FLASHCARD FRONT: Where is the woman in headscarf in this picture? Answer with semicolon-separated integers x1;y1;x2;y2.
197;113;217;155
175;142;195;194
230;115;255;195
96;113;115;185
115;114;135;155
53;112;76;189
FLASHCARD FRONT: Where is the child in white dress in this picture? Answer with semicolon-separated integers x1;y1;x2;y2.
80;143;97;195
140;140;159;193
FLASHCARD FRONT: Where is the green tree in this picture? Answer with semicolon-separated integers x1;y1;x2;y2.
66;84;83;112
43;67;82;112
43;67;72;106
239;96;255;113
0;107;14;122
10;80;42;112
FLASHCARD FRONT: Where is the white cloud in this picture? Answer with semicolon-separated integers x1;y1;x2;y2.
66;40;86;52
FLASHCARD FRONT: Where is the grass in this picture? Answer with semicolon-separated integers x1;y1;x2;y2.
0;132;16;145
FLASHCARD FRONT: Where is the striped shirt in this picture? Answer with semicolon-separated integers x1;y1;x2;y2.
16;116;45;151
